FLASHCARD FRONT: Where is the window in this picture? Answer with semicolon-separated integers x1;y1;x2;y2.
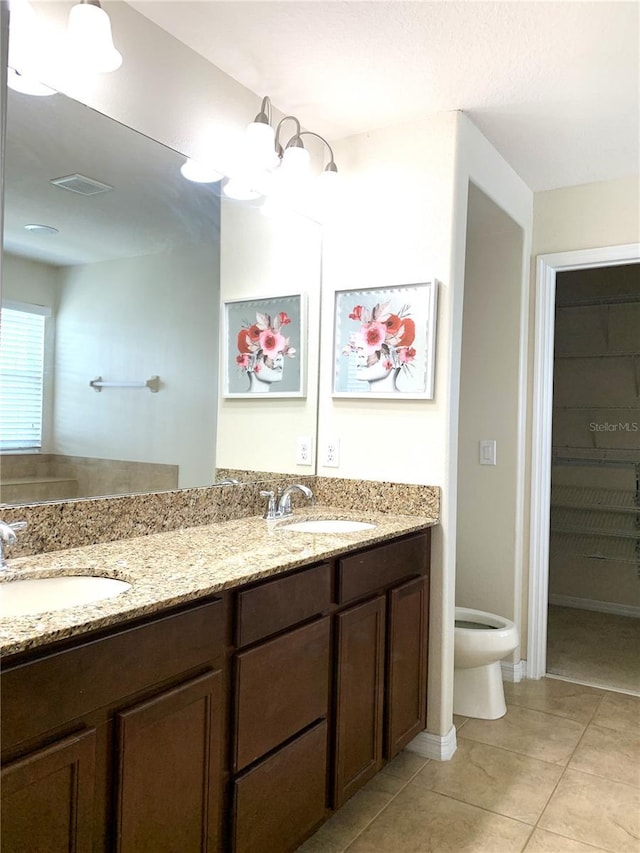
0;302;50;451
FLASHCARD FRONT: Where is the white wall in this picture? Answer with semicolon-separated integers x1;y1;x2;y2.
321;111;533;738
53;244;219;487
217;201;322;474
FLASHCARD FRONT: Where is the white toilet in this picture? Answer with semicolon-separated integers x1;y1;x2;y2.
454;607;519;720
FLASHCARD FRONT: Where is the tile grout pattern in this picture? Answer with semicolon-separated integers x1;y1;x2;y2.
546;605;640;696
297;678;640;853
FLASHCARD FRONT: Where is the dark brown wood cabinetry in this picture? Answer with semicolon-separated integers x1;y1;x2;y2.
1;529;430;853
1;728;97;852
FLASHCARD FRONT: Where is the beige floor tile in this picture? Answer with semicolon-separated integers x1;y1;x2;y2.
547;606;640;695
414;737;562;824
592;691;640;735
539;768;640;852
524;828;609;852
504;677;604;722
461;704;586;765
380;749;428;783
295;788;393;853
345;786;532;852
569;722;640;787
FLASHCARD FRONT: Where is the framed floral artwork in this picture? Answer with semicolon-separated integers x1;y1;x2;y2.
332;282;438;399
222;294;305;397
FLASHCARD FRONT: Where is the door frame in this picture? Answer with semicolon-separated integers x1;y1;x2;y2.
527;242;640;679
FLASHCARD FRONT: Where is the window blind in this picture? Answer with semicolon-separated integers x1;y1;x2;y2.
0;305;47;450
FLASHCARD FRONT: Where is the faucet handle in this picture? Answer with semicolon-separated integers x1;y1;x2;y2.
0;519;27;568
260;491;277;520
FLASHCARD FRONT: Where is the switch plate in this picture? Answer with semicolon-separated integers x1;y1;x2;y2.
479;440;497;465
296;436;313;466
323;438;340;468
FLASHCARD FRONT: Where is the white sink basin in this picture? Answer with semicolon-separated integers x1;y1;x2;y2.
0;575;131;618
282;519;376;534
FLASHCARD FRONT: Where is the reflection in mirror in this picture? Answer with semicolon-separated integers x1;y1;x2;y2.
1;87;322;507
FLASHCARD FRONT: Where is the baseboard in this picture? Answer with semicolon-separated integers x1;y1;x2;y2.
406;725;457;761
501;659;526;682
549;594;640;619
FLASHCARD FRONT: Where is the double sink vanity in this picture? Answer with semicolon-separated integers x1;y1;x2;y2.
0;500;435;852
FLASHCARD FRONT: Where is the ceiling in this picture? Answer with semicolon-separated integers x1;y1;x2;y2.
128;0;639;193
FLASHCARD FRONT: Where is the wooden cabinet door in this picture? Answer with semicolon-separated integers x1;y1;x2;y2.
232;720;328;853
115;670;223;853
385;575;429;759
1;728;96;853
333;596;385;808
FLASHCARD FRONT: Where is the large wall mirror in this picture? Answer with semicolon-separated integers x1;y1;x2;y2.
1;85;322;506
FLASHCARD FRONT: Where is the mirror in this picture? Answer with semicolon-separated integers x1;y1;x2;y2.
1;87;321;506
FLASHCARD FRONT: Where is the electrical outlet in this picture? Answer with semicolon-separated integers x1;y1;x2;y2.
296;436;313;466
323;438;340;468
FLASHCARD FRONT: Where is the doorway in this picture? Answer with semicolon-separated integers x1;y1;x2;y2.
547;263;640;693
528;243;640;689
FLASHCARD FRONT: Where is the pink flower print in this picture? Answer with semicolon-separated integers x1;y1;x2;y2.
259;329;286;356
349;305;363;321
236;353;250;368
278;312;292;326
383;359;393;371
253;362;262;374
398;346;416;364
361;321;387;355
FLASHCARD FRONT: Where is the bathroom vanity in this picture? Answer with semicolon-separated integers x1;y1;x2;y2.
0;512;432;852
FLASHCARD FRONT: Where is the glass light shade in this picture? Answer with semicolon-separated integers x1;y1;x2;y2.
7;67;56;96
180;159;224;184
245;121;278;170
8;0;56;95
67;2;122;73
281;145;310;176
223;179;261;201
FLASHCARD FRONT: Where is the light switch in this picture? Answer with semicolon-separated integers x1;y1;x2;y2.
480;440;497;466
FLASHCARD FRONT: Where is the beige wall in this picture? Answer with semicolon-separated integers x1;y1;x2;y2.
456;186;525;646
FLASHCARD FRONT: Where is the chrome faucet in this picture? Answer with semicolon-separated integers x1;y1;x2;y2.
260;484;315;520
277;483;314;517
0;520;27;569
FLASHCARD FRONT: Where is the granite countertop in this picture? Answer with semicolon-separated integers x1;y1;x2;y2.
0;506;436;658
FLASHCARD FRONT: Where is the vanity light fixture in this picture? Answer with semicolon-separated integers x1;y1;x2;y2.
179;159;224;184
67;0;122;73
222;96;338;203
7;0;56;96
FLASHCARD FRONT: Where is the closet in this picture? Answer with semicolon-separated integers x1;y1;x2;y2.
548;263;640;687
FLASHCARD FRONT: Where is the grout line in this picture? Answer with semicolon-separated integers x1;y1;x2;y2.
340;758;432;851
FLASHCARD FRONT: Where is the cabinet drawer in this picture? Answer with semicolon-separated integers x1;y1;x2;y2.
1;599;225;751
337;532;429;605
234;616;330;772
232;720;327;853
236;562;331;647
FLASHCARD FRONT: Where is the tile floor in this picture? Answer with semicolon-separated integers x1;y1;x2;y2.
297;678;640;853
546;606;640;695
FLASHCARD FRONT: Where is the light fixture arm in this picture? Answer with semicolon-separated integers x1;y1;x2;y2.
275;115;303;157
298;131;338;172
253;95;272;126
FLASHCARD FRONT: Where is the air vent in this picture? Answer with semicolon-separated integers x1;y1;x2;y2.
50;174;113;195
